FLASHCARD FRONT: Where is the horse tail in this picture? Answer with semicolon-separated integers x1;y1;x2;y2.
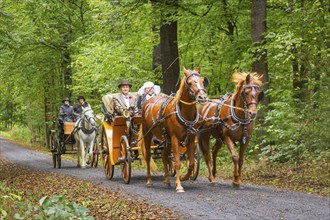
138;126;157;172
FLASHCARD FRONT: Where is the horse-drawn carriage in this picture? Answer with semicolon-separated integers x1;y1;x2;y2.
99;93;201;184
49;108;99;169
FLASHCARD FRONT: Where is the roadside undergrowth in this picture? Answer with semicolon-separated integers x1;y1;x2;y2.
0;158;181;219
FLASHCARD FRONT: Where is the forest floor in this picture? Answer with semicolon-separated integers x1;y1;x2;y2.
0;137;330;219
0;158;181;219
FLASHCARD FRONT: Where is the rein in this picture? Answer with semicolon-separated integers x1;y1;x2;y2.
138;72;205;145
200;82;261;144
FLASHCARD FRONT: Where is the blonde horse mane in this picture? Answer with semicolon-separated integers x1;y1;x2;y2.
173;76;186;104
232;71;263;97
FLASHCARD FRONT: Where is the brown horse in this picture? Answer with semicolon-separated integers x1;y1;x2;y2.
139;66;208;192
198;71;264;186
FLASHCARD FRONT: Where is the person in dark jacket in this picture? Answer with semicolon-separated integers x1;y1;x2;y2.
73;96;90;120
60;97;74;122
58;97;74;140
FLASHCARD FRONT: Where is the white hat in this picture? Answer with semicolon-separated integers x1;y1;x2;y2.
138;81;161;96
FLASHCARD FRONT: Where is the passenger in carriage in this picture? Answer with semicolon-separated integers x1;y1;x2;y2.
137;81;161;110
59;97;74;140
73;96;91;120
113;79;138;116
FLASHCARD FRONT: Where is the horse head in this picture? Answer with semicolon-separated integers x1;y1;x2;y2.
183;65;208;104
239;73;264;119
82;107;96;127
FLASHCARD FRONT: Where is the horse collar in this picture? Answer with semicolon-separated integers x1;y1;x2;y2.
230;98;252;125
175;103;199;127
80;117;96;135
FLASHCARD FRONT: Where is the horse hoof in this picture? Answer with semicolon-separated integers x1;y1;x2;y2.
77;164;81;168
176;188;185;193
233;182;243;189
210;181;216;186
179;175;189;181
146;183;153;188
81;165;86;169
164;182;171;187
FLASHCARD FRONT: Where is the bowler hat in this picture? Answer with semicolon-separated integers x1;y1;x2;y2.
118;79;132;88
62;97;70;103
77;96;85;101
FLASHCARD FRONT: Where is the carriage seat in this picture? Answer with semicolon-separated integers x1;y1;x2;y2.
101;92;140;122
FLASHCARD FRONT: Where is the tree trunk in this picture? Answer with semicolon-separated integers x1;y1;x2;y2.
160;0;180;95
251;0;269;150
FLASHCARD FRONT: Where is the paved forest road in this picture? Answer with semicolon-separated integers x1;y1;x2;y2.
0;137;329;220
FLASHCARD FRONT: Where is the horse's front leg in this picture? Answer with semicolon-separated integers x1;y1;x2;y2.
162;141;171;187
75;136;81;168
86;141;93;165
180;138;195;181
199;133;215;183
223;136;240;186
211;137;222;179
172;138;184;193
144;133;153;187
237;139;250;186
80;139;86;168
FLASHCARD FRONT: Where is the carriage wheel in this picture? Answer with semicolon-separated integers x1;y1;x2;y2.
190;143;201;181
49;132;57;168
52;153;57;168
120;135;132;184
56;139;62;169
101;128;114;179
91;138;99;168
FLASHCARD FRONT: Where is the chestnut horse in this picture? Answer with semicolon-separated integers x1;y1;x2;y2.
198;71;264;186
139;67;208;192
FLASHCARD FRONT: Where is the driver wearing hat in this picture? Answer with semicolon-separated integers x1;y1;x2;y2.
59;97;74;122
59;97;74;140
113;79;138;116
73;95;91;120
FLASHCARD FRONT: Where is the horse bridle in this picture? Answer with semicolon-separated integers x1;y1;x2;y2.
79;109;97;134
83;109;96;126
184;71;206;100
240;83;260;107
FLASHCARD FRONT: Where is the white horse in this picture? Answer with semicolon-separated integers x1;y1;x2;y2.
74;107;97;168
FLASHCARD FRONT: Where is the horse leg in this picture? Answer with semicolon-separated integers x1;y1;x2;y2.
144;133;153;187
237;141;249;187
199;133;215;183
211;138;222;179
162;141;171;187
86;141;93;165
223;136;240;186
75;137;81;168
80;139;86;168
180;138;195;181
172;138;184;193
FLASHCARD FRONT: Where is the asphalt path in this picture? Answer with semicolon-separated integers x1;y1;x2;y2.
0;137;329;219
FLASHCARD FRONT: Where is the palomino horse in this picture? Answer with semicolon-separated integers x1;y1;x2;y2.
139;66;208;192
74;107;97;168
198;71;264;186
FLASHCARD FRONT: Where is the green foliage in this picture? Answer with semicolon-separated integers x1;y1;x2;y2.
0;0;329;164
0;182;22;220
1;127;32;144
14;195;94;220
